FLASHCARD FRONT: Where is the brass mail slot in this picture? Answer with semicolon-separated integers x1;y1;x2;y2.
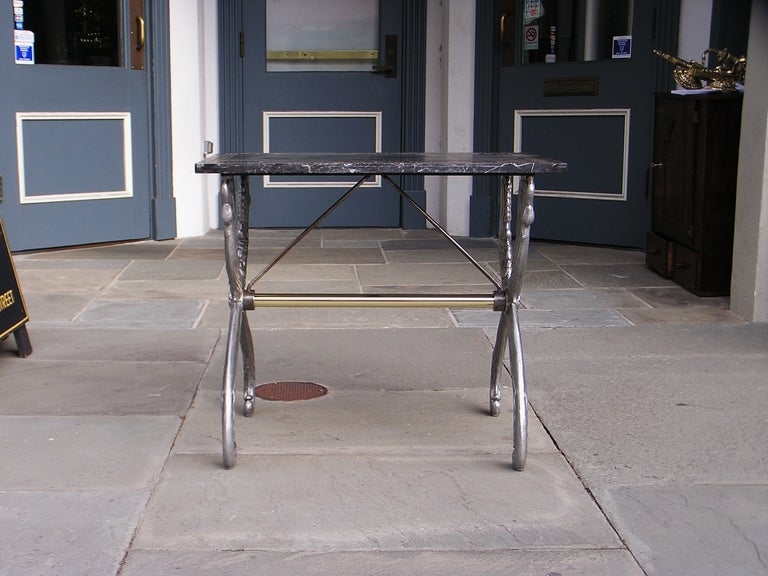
543;77;599;96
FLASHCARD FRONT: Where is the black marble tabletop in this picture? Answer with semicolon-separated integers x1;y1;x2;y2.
196;152;566;176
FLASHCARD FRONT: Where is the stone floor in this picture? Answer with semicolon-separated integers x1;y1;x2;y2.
1;228;765;576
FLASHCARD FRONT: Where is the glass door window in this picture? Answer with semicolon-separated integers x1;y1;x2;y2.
15;0;120;66
503;0;633;65
266;0;378;72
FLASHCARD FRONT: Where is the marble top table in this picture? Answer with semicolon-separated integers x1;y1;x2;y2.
195;152;566;470
196;151;566;176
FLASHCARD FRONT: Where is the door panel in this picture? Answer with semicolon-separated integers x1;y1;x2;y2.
498;0;656;247
0;0;151;252
242;0;403;228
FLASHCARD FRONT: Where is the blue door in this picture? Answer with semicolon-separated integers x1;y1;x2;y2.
0;0;151;251
495;0;661;247
242;0;404;227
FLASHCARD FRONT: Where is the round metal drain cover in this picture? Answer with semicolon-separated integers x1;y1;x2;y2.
253;381;328;401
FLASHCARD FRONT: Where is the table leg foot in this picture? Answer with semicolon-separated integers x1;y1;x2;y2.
489;313;510;417
13;325;33;358
241;314;256;417
222;301;243;469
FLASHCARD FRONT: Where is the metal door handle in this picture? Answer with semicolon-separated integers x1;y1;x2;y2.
500;13;509;47
136;16;145;51
371;34;397;78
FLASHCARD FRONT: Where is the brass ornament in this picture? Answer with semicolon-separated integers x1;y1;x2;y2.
654;48;746;92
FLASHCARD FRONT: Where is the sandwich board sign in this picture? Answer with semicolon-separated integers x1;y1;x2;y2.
0;214;32;357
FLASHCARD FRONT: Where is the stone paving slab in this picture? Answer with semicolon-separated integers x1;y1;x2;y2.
122;548;644;576
519;324;768;360
0;415;180;490
518;269;583;290
534;243;646;265
628;286;731;309
242;262;359;282
12;257;131;270
75;298;207;329
7;327;221;363
201;303;455;329
357;262;500;287
21;241;177;260
383;249;499;264
618;306;744;325
17;267;123;293
521;287;651;311
0;490;147;576
21;292;95;322
453;308;631;328
561;263;677;288
120;259;224;281
100;279;228;300
319;228;406;241
133;453;622;552
601;484;768;576
197;327;496;392
248;247;385;265
525;353;768;486
0;359;202;415
380;238;497;252
174;388;557;456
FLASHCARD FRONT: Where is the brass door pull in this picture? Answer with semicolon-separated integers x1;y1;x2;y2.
136;16;145;51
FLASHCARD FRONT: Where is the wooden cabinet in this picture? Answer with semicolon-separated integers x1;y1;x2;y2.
646;93;742;295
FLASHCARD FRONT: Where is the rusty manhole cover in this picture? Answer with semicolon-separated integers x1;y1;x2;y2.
253;381;328;401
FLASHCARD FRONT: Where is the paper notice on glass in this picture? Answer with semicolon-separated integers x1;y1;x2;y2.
14;29;34;65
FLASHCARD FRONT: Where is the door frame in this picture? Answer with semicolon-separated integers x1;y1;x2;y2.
148;0;176;239
217;0;428;228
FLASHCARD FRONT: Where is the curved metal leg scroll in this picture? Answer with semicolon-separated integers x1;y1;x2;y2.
490;175;535;470
490;175;515;418
508;305;528;471
219;175;253;468
222;300;242;468
489;316;509;417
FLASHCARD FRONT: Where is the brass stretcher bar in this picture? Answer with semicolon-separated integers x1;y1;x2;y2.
244;292;507;310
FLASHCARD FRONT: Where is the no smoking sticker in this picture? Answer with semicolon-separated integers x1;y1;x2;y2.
524;25;539;50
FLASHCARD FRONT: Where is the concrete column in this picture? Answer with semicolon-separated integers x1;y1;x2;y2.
424;0;476;236
169;0;219;237
441;0;475;236
730;1;768;322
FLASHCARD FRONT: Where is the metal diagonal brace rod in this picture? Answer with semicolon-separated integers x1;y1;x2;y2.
382;175;502;291
246;175;373;290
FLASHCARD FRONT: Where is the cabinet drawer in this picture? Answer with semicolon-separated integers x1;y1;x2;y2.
646;232;670;277
669;242;700;293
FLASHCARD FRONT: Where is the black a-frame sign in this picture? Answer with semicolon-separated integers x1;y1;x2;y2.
0;215;32;357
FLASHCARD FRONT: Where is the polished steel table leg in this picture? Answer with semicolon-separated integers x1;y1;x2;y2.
489;175;534;471
220;175;253;468
489;176;514;418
